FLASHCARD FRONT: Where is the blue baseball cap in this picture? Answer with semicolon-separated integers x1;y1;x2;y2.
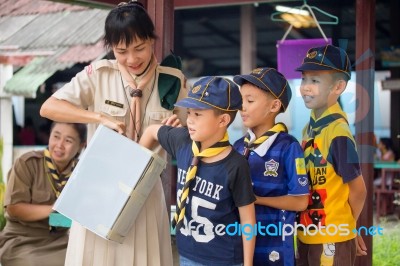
233;68;292;111
175;76;242;111
296;44;351;78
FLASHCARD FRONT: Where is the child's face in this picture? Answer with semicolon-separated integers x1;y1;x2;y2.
112;38;154;75
186;108;226;147
300;70;339;118
240;83;280;136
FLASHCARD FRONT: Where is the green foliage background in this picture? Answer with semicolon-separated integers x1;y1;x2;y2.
0;137;6;230
373;222;400;265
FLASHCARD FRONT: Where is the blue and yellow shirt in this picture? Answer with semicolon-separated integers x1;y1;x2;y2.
234;131;308;266
297;103;362;244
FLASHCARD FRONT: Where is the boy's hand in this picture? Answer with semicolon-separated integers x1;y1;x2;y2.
356;235;367;256
162;114;182;127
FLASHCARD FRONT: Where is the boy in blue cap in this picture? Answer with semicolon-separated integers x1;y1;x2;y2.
295;44;367;265
140;76;256;266
233;67;309;266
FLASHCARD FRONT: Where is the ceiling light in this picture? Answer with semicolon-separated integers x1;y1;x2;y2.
280;13;316;28
275;5;316;28
275;5;310;16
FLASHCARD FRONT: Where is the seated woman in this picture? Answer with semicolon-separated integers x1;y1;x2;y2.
374;137;398;188
0;122;86;266
378;137;396;162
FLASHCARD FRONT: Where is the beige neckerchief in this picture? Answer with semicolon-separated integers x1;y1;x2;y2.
119;54;158;141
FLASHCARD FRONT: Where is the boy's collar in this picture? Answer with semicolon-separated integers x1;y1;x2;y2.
245;128;279;157
311;102;347;121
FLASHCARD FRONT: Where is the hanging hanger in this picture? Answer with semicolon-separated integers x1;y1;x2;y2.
271;0;338;43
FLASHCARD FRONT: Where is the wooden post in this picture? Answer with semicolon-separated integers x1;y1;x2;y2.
240;5;256;75
145;0;175;219
146;0;174;61
355;0;375;265
389;0;400;158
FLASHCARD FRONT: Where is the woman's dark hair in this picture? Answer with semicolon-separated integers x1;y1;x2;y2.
380;137;394;151
103;1;157;50
50;122;87;143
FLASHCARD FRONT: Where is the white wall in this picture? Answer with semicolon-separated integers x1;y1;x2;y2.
0;64;14;182
286;70;391;142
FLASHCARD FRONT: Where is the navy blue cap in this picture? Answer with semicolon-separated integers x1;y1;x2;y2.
296;44;351;78
175;76;242;111
233;68;292;111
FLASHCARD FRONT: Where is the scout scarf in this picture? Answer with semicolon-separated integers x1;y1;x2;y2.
172;132;231;229
243;122;288;159
303;105;348;189
303;113;348;165
119;54;158;141
44;148;77;197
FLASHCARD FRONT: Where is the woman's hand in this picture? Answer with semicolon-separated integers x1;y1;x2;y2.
99;113;126;135
162;114;182;128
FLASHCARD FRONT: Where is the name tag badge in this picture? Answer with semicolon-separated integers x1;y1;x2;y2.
105;100;124;109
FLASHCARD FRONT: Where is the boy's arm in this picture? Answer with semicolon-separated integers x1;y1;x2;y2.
348;175;367;256
348;175;366;221
255;194;308;211
140;114;181;149
238;203;256;266
139;124;162;150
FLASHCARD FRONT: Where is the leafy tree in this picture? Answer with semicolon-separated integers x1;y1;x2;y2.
0;137;6;230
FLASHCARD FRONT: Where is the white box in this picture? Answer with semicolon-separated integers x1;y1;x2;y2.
54;125;166;243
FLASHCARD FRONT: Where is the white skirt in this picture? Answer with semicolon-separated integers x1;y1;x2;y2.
64;178;173;266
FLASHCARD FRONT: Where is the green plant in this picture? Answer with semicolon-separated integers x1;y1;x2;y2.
373;222;400;265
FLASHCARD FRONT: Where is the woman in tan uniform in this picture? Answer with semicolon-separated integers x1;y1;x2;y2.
0;122;87;266
40;1;187;266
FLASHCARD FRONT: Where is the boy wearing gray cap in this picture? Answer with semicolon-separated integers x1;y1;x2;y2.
140;76;256;266
295;44;367;265
233;68;309;266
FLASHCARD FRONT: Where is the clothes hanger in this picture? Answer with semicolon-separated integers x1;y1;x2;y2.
271;0;338;42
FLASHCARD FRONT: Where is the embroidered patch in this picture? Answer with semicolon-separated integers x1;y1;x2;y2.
192;85;201;94
105;100;124;109
251;68;263;75
298;176;308;187
264;159;279;177
295;158;306;175
269;251;280;262
307;51;317;59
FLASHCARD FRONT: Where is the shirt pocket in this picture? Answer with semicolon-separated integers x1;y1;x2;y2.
146;110;173;126
100;102;128;122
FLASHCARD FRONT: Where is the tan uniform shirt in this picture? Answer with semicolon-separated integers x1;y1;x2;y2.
0;151;71;266
53;59;187;142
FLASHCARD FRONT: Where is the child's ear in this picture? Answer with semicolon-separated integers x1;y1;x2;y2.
270;99;282;113
219;113;231;127
333;80;347;95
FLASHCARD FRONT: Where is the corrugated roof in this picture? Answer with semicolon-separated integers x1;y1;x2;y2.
0;0;109;98
0;0;86;16
0;15;37;42
4;57;56;98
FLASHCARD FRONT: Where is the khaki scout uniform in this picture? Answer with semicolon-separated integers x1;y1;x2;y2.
53;59;187;266
0;151;71;266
